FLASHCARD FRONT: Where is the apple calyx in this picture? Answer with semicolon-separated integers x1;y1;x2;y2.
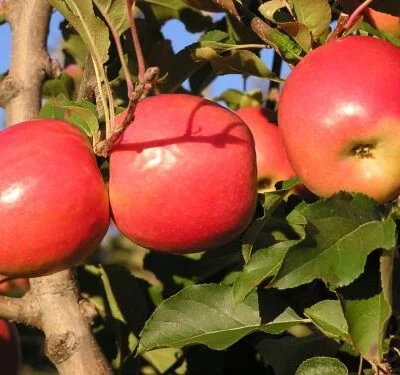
351;143;374;158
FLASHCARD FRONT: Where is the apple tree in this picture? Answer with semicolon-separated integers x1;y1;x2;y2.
0;0;400;374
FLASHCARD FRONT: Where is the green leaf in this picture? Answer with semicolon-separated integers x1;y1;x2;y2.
272;193;397;290
242;177;302;262
208;48;283;82
215;89;263;110
287;0;331;39
233;239;301;303
259;2;312;52
139;284;305;351
160;40;282;92
93;0;130;36
258;0;287;21
304;300;349;340
276;22;312;52
42;73;75;100
49;0;113;128
50;0;110;64
257;334;341;375
295;357;348;375
343;293;391;363
62;32;88;67
200;30;236;45
258;26;304;64
40;98;99;138
142;0;212;33
180;0;222;12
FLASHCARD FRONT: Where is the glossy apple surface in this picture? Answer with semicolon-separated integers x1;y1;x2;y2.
0;320;20;375
109;94;257;253
279;36;400;203
0;120;110;276
236;106;295;192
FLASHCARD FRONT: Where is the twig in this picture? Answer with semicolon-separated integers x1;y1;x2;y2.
208;0;274;47
126;0;146;81
344;0;374;31
326;12;350;42
0;295;37;326
94;2;134;97
94;66;160;157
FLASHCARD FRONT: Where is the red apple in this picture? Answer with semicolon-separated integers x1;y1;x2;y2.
279;36;400;203
109;94;257;253
0;120;110;276
0;320;20;375
235;106;295;192
339;0;400;37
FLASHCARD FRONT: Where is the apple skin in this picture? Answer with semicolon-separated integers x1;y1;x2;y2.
109;94;257;253
339;0;400;37
0;320;20;375
279;36;400;203
0;120;110;277
235;106;295;192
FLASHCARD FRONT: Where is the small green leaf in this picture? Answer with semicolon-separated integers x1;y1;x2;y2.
200;30;236;44
305;300;349;340
276;22;312;52
215;89;263;110
259;0;287;21
49;0;113;131
208;49;283;82
257;334;341;375
62;32;88;67
180;0;222;12
93;0;130;36
343;293;391;363
233;239;301;303
295;357;348;375
242;177;302;262
139;284;305;351
43;73;75;100
40;98;99;138
272;193;397;290
287;0;331;39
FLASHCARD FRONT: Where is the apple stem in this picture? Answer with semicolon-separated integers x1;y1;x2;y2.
126;0;146;82
343;0;375;31
94;66;160;157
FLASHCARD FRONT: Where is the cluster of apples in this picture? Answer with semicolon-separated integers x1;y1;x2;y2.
0;34;399;282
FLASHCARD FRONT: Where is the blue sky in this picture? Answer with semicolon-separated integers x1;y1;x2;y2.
0;11;290;127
